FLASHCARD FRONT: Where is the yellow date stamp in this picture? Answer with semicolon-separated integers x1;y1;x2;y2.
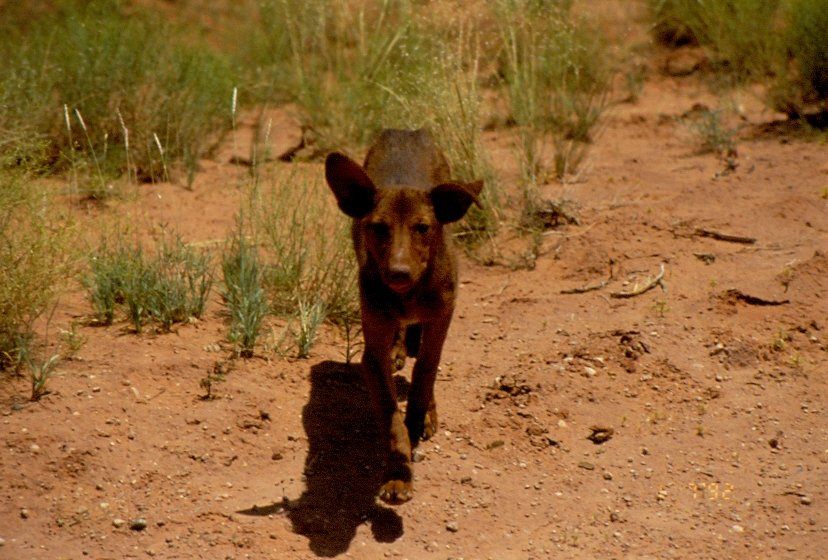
689;481;735;501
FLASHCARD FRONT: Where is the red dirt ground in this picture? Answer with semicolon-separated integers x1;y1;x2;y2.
2;3;827;559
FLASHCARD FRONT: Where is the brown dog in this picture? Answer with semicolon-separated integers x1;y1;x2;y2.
325;129;482;504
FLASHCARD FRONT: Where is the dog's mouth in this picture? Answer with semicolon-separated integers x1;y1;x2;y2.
387;279;414;294
386;276;415;294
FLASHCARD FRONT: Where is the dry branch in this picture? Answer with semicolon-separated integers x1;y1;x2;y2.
560;279;608;295
694;227;756;245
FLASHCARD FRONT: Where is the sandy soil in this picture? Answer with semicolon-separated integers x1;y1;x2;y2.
2;4;827;559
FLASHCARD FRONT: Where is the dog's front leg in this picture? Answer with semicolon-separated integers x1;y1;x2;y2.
405;314;451;445
361;314;413;504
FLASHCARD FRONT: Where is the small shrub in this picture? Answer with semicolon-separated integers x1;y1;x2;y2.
687;108;739;156
0;169;77;372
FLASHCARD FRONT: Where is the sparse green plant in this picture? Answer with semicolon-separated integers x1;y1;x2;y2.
30;353;60;402
200;360;233;400
771;327;790;352
687;109;739;157
59;322;87;359
0;168;77;372
86;230;213;333
222;217;268;359
293;299;327;359
652;298;671;317
789;351;804;369
341;315;363;364
623;64;647;103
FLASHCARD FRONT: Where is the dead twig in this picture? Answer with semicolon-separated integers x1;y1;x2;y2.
694;227;756;245
611;263;666;299
560;279;608;294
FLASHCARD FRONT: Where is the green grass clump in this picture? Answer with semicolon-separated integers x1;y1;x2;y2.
647;0;827;119
648;0;779;79
86;230;213;333
0;168;77;372
249;0;449;154
772;0;828;117
491;0;612;184
0;0;236;186
222;218;268;359
254;169;359;329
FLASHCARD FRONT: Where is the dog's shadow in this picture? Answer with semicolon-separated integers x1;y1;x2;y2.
239;360;403;556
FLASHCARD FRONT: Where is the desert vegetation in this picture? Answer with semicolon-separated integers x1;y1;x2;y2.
0;0;825;397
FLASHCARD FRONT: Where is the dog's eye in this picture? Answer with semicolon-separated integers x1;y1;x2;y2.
413;223;430;235
367;222;390;239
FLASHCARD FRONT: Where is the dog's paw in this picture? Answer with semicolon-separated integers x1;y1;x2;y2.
406;405;438;444
422;407;438;440
379;457;413;504
378;478;413;505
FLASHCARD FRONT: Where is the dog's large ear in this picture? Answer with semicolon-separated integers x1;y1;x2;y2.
325;152;377;219
430;180;483;224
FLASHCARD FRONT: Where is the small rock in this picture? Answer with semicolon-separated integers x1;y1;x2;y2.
0;536;5;546
610;512;621;523
578;461;596;471
732;524;744;533
112;518;126;528
130;518;148;531
30;444;40;453
20;508;29;519
800;496;813;506
603;471;613;481
446;521;459;533
412;449;426;463
587;426;614;444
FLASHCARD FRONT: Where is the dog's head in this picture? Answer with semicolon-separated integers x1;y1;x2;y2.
325;152;482;294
